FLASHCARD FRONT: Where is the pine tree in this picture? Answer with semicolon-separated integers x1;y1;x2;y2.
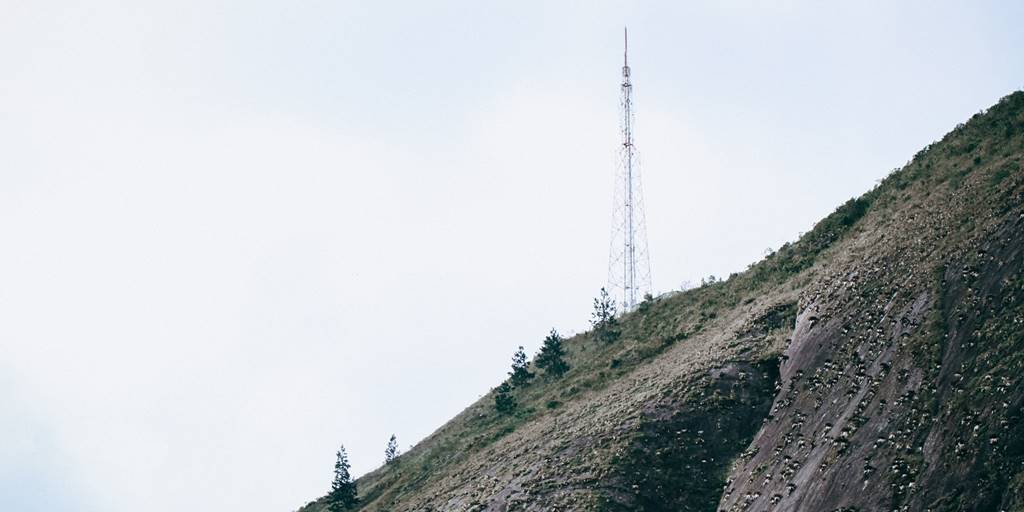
494;381;516;414
591;287;620;343
535;328;570;377
508;345;534;387
328;446;358;511
384;434;399;465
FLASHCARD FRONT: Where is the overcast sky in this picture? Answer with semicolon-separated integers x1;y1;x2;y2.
2;1;1023;511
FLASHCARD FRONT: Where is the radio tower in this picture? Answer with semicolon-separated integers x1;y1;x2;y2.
608;27;652;312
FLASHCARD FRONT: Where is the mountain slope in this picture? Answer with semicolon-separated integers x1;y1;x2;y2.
297;91;1024;511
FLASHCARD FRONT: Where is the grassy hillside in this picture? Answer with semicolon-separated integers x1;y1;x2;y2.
298;90;1024;511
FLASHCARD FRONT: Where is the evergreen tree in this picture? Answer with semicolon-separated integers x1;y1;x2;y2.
494;381;517;414
508;345;534;387
535;328;570;377
384;434;399;465
591;287;620;343
328;446;358;511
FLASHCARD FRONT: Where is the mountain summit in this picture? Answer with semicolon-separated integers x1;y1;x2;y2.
298;91;1024;511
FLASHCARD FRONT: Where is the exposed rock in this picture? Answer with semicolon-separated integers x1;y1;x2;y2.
298;92;1024;512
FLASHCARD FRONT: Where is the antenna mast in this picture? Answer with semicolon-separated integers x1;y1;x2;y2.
608;27;652;312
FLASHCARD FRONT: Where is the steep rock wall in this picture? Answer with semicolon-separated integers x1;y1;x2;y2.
720;117;1024;510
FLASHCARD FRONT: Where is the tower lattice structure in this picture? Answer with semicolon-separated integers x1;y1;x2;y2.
607;28;652;312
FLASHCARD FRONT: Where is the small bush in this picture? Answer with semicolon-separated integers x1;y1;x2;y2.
990;166;1011;186
494;382;516;414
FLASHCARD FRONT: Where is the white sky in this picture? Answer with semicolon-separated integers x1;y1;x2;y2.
1;1;1022;511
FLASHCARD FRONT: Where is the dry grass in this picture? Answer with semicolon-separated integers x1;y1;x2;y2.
298;91;1024;512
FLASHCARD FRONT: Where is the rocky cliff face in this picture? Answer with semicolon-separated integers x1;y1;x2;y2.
721;117;1024;511
297;91;1024;512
